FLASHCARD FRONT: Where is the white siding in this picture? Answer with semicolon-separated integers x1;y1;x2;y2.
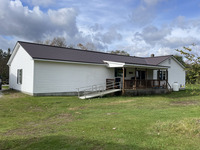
9;46;34;94
33;61;114;94
156;58;186;88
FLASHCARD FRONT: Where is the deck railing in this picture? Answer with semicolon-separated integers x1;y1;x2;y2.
124;79;168;89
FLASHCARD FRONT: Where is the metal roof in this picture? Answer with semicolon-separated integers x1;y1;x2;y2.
18;41;171;66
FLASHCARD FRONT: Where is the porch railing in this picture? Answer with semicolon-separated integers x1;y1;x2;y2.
124;79;168;89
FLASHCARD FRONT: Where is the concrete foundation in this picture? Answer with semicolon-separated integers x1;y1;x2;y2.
33;92;78;96
124;88;169;96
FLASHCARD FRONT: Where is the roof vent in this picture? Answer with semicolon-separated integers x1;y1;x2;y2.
151;54;155;57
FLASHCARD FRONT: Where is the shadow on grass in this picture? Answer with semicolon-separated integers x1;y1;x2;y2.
0;135;159;150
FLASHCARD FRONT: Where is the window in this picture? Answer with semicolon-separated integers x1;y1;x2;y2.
17;69;22;84
158;71;166;80
115;68;126;77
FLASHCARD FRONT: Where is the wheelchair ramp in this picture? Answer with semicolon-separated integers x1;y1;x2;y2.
79;89;121;99
77;81;121;99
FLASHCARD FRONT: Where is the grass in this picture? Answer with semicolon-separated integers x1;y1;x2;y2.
0;85;200;150
2;85;9;90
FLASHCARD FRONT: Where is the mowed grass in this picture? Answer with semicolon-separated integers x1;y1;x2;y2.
0;86;200;150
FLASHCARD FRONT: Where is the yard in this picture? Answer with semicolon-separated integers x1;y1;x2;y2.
0;86;200;150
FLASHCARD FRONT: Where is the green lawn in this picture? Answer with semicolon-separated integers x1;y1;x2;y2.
0;86;200;150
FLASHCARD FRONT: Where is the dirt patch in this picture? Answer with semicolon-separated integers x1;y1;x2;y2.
2;90;25;99
103;100;135;106
170;100;199;106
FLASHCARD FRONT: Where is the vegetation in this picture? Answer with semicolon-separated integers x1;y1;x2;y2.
176;44;200;84
37;37;68;47
0;48;11;84
37;37;97;51
110;50;130;56
1;86;200;150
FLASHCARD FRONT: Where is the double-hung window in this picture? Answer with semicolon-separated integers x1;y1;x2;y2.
17;69;22;84
158;70;166;80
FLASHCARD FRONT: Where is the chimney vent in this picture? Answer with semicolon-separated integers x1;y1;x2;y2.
151;54;155;57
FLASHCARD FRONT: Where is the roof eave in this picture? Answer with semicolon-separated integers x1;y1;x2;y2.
124;63;170;69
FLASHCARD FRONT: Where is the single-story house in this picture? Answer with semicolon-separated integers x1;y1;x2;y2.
7;41;185;97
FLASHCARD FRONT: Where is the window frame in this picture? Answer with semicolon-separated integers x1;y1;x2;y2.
158;70;166;80
17;69;23;84
115;68;126;77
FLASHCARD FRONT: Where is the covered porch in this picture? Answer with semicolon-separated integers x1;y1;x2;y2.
104;61;171;95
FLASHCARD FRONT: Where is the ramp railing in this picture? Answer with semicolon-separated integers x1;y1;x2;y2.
77;81;122;99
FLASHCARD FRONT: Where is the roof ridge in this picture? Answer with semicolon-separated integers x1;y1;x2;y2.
18;41;146;59
144;55;173;58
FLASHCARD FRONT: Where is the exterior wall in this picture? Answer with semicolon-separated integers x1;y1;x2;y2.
125;68;153;80
126;68;135;79
154;58;186;88
33;61;114;94
9;46;34;94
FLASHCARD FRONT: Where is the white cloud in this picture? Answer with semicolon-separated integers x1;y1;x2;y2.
0;0;124;51
134;25;171;46
0;0;78;40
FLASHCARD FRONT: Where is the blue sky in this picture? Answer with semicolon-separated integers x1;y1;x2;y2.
1;0;200;56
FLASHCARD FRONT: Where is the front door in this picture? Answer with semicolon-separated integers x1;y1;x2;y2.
136;70;146;80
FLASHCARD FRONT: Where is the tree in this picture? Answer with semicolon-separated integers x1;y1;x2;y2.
176;44;200;84
38;37;67;47
173;55;186;66
110;50;130;56
0;48;11;84
77;42;96;51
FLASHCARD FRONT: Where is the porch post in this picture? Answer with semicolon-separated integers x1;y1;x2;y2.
135;68;137;89
146;69;148;88
158;69;160;88
166;69;168;88
122;67;125;95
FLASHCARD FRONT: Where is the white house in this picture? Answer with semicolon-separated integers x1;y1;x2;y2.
7;41;185;96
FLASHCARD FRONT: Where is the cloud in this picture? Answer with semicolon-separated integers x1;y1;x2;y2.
0;0;124;51
130;0;165;26
134;25;171;46
0;0;78;41
142;0;164;6
99;28;122;44
30;0;54;7
0;36;16;50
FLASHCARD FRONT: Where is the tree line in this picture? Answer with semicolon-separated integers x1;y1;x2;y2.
0;48;11;84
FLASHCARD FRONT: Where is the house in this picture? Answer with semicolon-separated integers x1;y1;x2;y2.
7;41;185;97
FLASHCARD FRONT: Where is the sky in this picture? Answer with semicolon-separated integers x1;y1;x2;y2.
1;0;200;57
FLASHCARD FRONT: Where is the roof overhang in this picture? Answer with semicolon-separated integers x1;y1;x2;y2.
104;60;169;69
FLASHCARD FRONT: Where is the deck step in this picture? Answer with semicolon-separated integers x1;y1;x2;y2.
79;89;121;99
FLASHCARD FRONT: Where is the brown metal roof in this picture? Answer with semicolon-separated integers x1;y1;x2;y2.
18;41;171;66
145;55;172;65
